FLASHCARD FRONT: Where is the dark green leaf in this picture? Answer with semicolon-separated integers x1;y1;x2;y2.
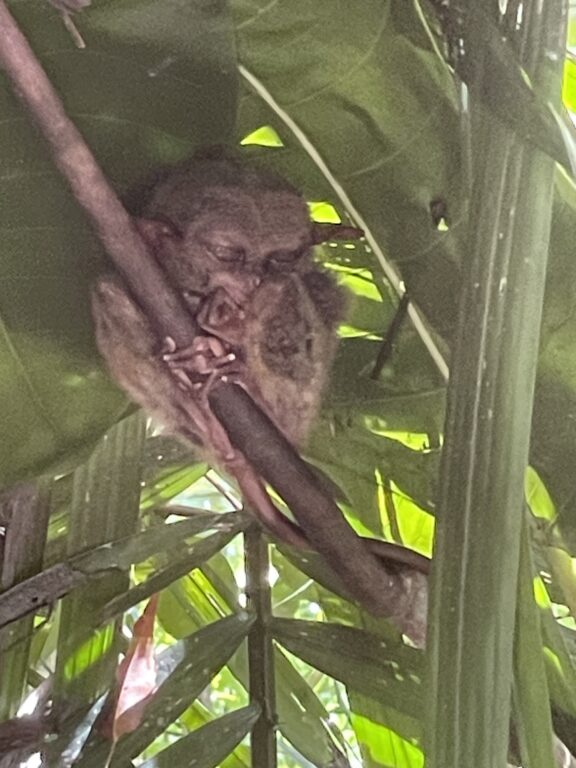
234;0;464;340
273;619;423;723
139;705;259;768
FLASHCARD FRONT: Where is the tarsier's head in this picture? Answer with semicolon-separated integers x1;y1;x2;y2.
133;154;362;305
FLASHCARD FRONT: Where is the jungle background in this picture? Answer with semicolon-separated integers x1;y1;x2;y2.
1;0;576;766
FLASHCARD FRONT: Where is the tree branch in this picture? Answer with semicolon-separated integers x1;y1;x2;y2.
0;1;427;629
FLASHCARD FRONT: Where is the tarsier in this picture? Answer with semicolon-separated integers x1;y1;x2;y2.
92;153;350;483
92;153;430;636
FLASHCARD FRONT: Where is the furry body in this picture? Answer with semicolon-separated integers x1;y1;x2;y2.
92;156;346;450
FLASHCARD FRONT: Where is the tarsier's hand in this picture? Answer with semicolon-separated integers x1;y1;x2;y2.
160;286;249;395
160;331;239;384
196;286;247;347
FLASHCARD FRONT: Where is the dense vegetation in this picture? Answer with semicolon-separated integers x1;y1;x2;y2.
1;1;576;766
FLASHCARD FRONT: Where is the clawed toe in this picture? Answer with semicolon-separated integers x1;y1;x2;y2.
163;335;228;364
160;332;244;394
171;367;195;391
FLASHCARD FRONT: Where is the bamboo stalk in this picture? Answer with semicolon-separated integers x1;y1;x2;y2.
425;2;566;766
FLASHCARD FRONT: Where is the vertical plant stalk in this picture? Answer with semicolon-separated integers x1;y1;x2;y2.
244;525;277;767
425;2;566;767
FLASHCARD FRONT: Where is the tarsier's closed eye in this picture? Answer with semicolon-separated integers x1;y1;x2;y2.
266;247;305;271
209;244;246;263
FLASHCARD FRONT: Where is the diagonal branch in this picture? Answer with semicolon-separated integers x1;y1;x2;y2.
0;1;426;630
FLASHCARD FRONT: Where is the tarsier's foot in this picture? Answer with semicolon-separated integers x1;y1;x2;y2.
158;334;243;462
161;284;250;392
161;333;240;390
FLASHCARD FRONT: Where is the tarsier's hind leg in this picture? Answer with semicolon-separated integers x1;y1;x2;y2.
93;275;156;361
91;274;205;445
92;274;241;460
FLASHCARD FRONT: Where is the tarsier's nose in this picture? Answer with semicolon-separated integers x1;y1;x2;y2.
235;274;261;303
233;272;261;297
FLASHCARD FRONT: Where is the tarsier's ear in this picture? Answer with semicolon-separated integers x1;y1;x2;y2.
310;222;365;245
134;218;182;250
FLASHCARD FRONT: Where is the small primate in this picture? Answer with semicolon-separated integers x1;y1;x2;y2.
92;154;352;455
92;155;431;630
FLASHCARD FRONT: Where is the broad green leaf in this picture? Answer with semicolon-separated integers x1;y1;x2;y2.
0;0;238;487
233;0;464;341
352;702;423;768
326;339;446;439
308;419;436;538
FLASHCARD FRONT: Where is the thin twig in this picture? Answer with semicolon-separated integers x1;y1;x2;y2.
206;471;243;511
371;293;411;380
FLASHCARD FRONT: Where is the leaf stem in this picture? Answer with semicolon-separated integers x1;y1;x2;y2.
244;525;277;767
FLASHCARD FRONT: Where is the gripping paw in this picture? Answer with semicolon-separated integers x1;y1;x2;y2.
161;334;241;391
196;287;246;346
